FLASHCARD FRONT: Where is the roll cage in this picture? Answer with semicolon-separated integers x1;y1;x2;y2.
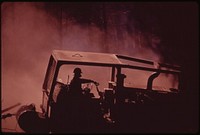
41;50;181;118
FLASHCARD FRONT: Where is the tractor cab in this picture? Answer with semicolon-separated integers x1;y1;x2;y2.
20;50;181;133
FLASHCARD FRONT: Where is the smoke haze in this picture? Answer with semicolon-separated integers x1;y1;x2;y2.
1;2;162;107
1;2;198;133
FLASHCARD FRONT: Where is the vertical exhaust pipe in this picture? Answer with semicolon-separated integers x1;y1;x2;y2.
147;72;160;90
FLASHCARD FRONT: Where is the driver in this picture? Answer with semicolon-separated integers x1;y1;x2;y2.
69;67;99;96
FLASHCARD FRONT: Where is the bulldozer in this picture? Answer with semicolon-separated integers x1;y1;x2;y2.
15;50;181;133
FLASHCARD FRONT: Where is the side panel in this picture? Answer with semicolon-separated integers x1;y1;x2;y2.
41;55;57;117
43;55;57;92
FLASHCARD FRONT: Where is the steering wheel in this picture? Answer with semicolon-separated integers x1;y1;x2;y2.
82;83;93;93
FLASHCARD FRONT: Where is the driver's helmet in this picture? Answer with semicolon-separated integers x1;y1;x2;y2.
73;68;82;74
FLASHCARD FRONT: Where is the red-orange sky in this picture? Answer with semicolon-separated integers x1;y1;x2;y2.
1;2;199;133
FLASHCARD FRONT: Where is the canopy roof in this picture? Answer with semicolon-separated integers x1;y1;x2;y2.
52;50;122;65
52;50;180;73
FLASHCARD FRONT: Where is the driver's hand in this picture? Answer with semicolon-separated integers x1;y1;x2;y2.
94;81;99;86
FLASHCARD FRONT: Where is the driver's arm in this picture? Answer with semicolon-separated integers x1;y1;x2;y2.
80;78;99;85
